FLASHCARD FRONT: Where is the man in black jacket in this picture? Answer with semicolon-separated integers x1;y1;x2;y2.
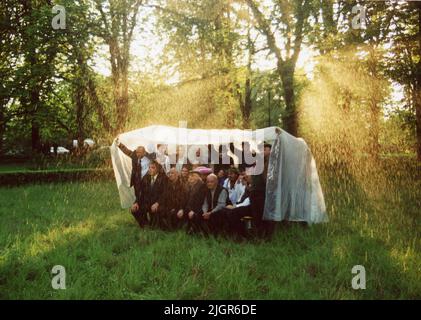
131;160;168;228
184;170;207;234
160;168;188;230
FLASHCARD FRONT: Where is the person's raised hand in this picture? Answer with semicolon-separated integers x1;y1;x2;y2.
188;211;195;219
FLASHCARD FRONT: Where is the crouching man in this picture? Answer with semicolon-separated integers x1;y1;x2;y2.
131;160;167;228
160;168;188;230
222;172;252;238
185;170;207;234
191;174;230;236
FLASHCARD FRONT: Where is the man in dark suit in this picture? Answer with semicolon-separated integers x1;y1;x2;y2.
131;160;168;228
160;168;188;230
184;170;207;234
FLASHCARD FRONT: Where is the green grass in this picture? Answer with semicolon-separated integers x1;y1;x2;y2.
0;167;420;299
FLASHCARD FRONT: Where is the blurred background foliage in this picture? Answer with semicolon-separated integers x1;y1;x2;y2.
0;0;420;168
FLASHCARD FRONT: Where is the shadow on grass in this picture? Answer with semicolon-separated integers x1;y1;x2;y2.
0;211;416;299
0;173;418;299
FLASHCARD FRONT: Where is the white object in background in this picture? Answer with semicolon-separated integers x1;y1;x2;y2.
57;146;70;154
84;138;95;147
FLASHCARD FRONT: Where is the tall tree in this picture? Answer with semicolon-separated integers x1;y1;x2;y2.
2;0;64;153
309;0;393;158
92;0;143;134
415;1;421;161
63;0;99;150
237;25;254;128
245;0;312;136
0;0;21;156
385;1;421;160
155;0;244;127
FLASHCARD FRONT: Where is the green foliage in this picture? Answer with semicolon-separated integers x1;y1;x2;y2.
1;0;420;158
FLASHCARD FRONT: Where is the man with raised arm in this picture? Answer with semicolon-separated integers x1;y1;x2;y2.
115;136;152;200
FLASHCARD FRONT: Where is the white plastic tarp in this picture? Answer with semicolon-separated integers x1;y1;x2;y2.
110;125;327;224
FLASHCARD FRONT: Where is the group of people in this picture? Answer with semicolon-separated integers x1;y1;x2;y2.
116;137;274;238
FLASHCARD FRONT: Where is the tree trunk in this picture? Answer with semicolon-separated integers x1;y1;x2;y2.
243;76;252;128
75;84;85;151
279;62;298;137
369;98;380;158
415;96;421;161
109;40;129;134
30;85;41;152
416;2;421;161
87;77;113;134
239;31;253;129
116;63;129;133
75;51;86;151
31;119;40;152
367;49;381;159
0;104;5;157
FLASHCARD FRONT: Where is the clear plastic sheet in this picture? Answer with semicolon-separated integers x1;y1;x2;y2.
263;130;328;224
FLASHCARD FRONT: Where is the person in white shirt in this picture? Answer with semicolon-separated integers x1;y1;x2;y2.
222;172;252;237
223;167;245;205
139;155;150;178
155;144;171;173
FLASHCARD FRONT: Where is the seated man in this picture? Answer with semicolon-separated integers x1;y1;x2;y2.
179;164;190;185
160;168;188;230
217;169;227;186
184;169;207;234
223;167;245;205
131;160;168;228
222;172;253;237
190;174;230;236
229;170;251;208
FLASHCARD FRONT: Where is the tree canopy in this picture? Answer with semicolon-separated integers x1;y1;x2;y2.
0;0;420;161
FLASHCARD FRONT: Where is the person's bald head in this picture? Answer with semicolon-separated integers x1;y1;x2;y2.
135;146;146;159
206;173;218;190
168;167;179;182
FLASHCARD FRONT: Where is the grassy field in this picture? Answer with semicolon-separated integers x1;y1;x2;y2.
0;165;420;299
